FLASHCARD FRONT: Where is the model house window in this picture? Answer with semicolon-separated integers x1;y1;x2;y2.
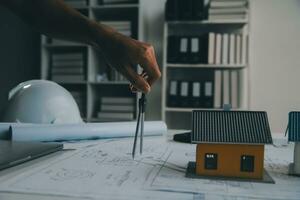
240;155;255;172
205;153;218;170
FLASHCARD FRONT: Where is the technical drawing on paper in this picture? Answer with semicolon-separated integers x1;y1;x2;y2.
0;137;299;200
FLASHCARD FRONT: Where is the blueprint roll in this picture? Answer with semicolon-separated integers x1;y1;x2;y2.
10;121;167;142
0;123;34;140
0;123;12;139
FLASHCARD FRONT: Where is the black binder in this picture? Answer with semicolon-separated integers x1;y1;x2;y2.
168;80;179;107
165;0;179;21
202;81;214;108
188;35;209;64
165;0;207;21
179;37;189;63
179;81;190;107
179;0;193;20
199;34;209;64
190;81;202;107
192;0;206;20
167;36;180;63
189;37;200;63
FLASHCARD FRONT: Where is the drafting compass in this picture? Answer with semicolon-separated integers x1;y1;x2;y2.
132;93;146;159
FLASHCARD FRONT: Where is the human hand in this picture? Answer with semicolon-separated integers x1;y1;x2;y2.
92;23;161;93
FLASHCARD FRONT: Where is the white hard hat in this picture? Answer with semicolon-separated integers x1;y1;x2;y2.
2;80;83;124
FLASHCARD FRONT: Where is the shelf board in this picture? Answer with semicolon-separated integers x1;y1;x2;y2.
167;19;248;25
91;4;139;10
167;63;246;69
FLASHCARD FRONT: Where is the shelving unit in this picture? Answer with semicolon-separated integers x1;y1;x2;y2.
40;0;143;122
162;1;250;130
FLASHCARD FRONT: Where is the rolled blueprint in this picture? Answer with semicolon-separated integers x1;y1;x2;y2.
9;121;167;142
0;123;34;140
0;123;12;139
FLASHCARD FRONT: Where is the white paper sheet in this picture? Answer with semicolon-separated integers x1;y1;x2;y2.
6;121;167;142
0;137;299;200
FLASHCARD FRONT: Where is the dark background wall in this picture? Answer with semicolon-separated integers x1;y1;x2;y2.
0;5;40;117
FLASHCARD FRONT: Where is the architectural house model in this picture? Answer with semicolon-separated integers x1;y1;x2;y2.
189;110;273;180
287;111;300;175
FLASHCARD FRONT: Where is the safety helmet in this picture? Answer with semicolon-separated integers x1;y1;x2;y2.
2;80;83;124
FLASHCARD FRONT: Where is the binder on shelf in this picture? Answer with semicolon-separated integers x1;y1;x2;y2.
179;81;190;107
191;82;201;107
179;37;189;63
215;33;222;64
167;36;180;63
168;80;179;107
222;33;229;65
241;34;248;65
179;0;193;20
214;70;222;108
165;0;207;21
199;34;209;64
189;35;209;64
165;0;179;21
230;70;239;108
208;32;215;64
202;81;214;108
192;0;206;20
222;70;230;105
235;34;242;64
189;37;200;63
229;34;236;65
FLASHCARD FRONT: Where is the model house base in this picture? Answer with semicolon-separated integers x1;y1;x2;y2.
186;161;275;184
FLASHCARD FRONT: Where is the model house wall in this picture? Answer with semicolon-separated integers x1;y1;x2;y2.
196;144;264;179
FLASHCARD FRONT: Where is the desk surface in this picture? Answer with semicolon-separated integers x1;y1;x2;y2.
0;134;299;200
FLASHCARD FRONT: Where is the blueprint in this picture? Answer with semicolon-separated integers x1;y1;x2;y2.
0;137;299;200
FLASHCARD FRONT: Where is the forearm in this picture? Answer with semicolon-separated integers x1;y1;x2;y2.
1;0;108;45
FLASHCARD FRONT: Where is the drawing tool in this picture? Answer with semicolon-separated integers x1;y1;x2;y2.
132;93;146;159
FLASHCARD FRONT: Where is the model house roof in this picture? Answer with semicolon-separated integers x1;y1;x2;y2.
191;110;273;144
288;112;300;142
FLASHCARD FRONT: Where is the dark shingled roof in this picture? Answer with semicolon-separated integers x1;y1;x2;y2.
288;112;300;142
191;110;273;144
